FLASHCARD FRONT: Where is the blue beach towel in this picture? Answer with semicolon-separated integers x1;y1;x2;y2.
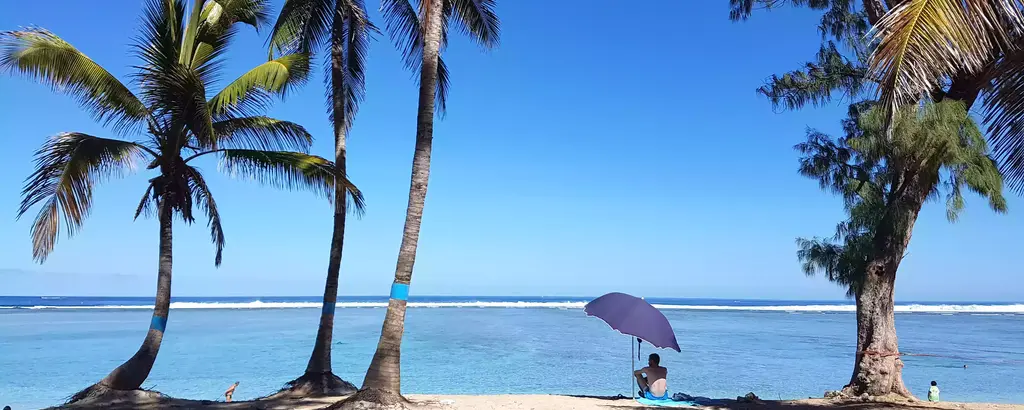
635;397;697;407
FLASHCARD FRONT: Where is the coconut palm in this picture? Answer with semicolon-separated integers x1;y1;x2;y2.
1;0;361;402
345;0;498;404
867;0;1024;191
264;0;372;396
795;100;1006;397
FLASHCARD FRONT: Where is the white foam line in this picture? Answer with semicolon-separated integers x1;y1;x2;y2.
3;301;1023;313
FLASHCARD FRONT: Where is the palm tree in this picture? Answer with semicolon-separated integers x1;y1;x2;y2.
867;0;1024;191
342;0;499;404
0;0;361;402
264;0;372;396
795;100;1007;397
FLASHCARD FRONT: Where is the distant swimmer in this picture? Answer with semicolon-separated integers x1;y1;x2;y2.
225;381;239;402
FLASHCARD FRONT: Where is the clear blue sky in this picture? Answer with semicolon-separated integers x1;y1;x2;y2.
0;1;1020;301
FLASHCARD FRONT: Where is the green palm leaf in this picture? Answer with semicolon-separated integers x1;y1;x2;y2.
212;116;313;151
268;0;334;56
180;0;208;67
19;133;151;262
867;0;1023;117
134;0;185;84
981;49;1024;191
213;149;365;212
0;29;149;134
145;64;217;149
184;165;226;265
192;0;271;71
203;0;270;33
208;53;311;118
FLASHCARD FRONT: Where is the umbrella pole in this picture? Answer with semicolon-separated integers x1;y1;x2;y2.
630;336;635;399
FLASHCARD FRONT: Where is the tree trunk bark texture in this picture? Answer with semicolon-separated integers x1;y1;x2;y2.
358;0;444;401
287;6;358;397
100;200;174;390
843;170;932;398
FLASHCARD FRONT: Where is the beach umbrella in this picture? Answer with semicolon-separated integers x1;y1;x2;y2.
585;292;680;351
585;292;680;398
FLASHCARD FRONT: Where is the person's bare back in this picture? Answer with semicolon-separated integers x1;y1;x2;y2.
634;353;668;398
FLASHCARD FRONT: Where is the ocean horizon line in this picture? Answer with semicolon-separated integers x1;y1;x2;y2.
3;294;1023;302
2;295;1023;313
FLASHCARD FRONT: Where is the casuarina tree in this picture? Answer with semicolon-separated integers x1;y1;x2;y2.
335;0;499;406
266;0;372;396
795;100;1007;397
727;0;1012;397
866;0;1024;192
1;0;360;403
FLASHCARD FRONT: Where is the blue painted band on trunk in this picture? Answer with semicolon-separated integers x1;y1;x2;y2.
323;302;336;316
150;315;167;332
390;283;409;301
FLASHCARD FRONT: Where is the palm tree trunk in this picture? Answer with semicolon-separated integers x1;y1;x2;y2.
295;11;355;394
843;173;930;398
99;199;173;390
360;0;444;397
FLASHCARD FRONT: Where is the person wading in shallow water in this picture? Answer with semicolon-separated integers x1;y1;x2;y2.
224;382;239;402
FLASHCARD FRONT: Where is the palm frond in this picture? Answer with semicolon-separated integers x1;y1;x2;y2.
134;182;157;220
204;0;270;33
184;165;226;265
143;63;216;149
981;48;1024;192
380;0;423;72
268;0;335;57
193;0;271;70
867;0;1024;118
435;54;449;115
215;149;364;211
18;133;150;262
328;0;373;131
208;53;311;118
179;0;208;67
133;0;185;87
212;116;313;151
0;29;149;134
448;0;500;48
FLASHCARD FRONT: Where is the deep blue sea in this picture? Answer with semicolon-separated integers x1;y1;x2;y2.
1;296;1022;409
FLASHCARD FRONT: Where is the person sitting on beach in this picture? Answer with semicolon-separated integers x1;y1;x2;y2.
928;381;940;402
634;353;668;400
225;381;239;402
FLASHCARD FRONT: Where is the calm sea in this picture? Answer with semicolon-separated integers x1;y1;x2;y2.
1;296;1022;409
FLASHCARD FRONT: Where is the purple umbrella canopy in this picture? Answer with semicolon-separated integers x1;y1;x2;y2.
584;292;680;352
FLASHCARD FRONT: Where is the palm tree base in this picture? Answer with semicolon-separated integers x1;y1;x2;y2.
66;383;166;407
277;371;357;397
326;388;409;409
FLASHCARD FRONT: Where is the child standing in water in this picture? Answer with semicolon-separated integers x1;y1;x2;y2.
928;381;940;402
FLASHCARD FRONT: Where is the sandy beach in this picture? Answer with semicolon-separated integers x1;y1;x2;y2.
49;394;1024;410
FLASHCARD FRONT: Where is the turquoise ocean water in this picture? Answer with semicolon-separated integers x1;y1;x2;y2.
1;296;1022;409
